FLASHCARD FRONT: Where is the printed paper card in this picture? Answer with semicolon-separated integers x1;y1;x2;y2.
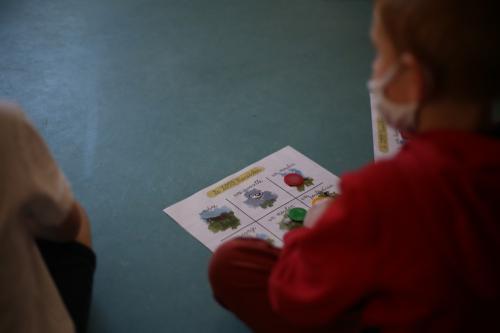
370;93;405;160
164;146;340;251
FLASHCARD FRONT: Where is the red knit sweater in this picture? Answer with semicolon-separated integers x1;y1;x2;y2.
270;131;500;332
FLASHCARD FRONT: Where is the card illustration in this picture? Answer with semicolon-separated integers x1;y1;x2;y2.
278;207;308;231
311;191;339;206
243;189;278;209
199;206;240;233
278;213;304;231
281;168;314;191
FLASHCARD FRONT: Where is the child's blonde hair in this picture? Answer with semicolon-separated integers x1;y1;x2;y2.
376;0;500;103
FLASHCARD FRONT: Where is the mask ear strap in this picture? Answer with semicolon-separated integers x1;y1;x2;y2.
367;64;400;92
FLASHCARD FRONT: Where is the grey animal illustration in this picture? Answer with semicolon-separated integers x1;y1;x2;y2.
244;189;278;209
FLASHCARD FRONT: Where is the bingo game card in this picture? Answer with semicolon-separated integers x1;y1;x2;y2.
164;147;340;251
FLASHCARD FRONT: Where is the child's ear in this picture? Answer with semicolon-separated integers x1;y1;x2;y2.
401;53;427;103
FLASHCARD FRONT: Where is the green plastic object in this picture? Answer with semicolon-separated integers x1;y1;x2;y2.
288;208;308;222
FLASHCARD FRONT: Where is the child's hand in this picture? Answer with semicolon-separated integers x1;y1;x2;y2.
303;200;332;228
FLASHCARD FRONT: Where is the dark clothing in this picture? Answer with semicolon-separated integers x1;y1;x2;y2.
37;240;96;333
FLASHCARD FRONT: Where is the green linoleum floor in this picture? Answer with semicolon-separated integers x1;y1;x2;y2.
0;0;374;331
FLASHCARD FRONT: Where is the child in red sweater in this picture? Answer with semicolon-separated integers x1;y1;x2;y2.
209;0;500;332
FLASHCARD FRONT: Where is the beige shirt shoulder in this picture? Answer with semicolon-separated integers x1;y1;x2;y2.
0;103;75;333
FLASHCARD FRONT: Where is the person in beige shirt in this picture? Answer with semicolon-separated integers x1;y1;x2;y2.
0;103;96;333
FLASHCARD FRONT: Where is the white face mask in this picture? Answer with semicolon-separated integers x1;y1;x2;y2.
368;64;418;131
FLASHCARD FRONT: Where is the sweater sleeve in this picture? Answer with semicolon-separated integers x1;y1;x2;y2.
0;104;73;231
269;172;383;327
